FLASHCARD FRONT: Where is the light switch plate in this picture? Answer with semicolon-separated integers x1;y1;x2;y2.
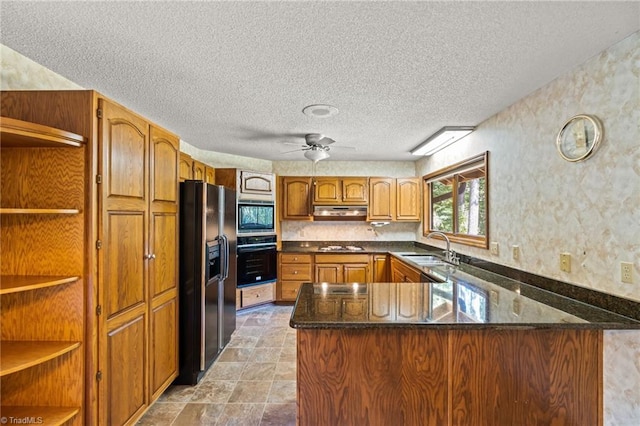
490;242;499;256
512;245;520;260
560;253;571;273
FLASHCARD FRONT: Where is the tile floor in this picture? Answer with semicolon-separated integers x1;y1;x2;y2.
137;304;296;425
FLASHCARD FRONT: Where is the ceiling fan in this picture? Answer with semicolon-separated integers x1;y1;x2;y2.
282;133;352;162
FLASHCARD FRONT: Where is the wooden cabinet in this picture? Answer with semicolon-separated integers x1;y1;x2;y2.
0;115;87;426
313;177;368;204
238;283;275;309
2;90;179;425
314;254;371;283
216;168;275;201
371;254;389;282
179;152;193;181
99;98;179;424
278;253;313;301
204;165;215;184
390;256;422;283
281;176;313;220
368;177;421;222
396;177;421;221
193;160;205;181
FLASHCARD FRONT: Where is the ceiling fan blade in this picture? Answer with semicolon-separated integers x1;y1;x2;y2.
330;145;357;150
317;137;336;145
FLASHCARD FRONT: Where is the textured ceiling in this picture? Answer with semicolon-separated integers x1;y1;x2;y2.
1;1;638;162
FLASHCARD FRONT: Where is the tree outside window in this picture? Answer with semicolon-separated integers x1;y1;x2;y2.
423;152;488;248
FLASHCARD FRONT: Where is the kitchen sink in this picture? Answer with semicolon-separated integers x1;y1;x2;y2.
399;254;447;266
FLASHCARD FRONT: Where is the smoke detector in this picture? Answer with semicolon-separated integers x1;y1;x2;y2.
302;104;339;118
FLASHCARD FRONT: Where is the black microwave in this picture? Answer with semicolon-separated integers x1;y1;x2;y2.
237;200;275;234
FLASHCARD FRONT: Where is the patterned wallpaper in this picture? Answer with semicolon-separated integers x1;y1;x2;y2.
416;32;639;304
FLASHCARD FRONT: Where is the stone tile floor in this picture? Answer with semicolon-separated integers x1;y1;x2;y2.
137;304;296;425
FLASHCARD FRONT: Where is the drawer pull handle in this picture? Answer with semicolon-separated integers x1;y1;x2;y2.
293;271;298;275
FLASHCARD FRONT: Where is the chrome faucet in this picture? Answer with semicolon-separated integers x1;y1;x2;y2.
426;231;459;265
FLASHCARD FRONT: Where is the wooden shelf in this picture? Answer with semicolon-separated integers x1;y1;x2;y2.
0;275;80;295
0;208;80;215
0;341;81;377
0;406;80;426
0;117;85;148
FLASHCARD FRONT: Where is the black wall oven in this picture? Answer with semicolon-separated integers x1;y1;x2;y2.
237;234;277;288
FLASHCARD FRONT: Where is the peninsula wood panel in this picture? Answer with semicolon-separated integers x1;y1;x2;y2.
450;329;601;425
297;328;448;425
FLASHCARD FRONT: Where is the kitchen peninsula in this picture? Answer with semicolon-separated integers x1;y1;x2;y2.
289;255;640;425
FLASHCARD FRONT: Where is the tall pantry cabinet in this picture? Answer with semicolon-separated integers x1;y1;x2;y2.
1;90;179;425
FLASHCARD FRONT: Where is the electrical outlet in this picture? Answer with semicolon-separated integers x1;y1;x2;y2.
560;253;571;273
621;262;633;284
512;245;520;260
490;242;499;256
490;290;499;305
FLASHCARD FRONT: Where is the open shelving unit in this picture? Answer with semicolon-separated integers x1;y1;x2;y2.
1;115;87;425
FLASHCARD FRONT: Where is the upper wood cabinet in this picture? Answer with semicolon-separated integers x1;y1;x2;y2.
179;152;193;181
204;166;215;184
281;176;313;220
396;178;421;221
216;169;275;201
193;160;205;181
368;177;420;222
313;177;368;204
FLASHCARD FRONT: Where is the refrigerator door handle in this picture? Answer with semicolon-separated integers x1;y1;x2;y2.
221;234;230;281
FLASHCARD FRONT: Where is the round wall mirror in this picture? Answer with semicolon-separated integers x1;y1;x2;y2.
556;114;603;162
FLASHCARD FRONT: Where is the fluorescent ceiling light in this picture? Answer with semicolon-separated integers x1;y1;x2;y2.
304;148;330;162
411;126;475;156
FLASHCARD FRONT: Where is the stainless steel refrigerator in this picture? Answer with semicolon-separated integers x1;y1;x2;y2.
175;181;237;385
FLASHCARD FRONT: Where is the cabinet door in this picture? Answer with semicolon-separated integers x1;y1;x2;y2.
315;264;342;283
369;282;396;321
371;254;389;282
241;171;274;196
396;178;421;221
149;125;179;398
193;160;205;180
205;166;215;184
178;152;193;181
282;177;312;220
343;263;369;283
313;177;341;204
342;178;368;203
99;99;149;425
368;178;396;220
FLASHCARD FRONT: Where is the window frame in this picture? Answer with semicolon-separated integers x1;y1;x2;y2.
422;151;489;249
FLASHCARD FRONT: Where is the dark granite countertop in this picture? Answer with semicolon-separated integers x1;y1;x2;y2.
288;243;640;330
280;240;420;254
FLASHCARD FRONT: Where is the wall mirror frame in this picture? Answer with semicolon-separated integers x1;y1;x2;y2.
556;114;603;162
422;152;489;249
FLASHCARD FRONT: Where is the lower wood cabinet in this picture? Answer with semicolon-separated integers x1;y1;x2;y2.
278;253;313;302
238;282;275;309
315;254;371;283
390;256;422;283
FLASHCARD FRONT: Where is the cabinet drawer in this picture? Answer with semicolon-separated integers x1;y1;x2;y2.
281;264;312;280
280;253;312;264
280;281;305;301
315;254;370;264
242;283;274;308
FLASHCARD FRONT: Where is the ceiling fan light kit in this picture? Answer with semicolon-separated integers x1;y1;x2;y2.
411;126;475;156
304;147;330;162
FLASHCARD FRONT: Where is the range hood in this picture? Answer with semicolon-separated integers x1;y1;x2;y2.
313;205;367;220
